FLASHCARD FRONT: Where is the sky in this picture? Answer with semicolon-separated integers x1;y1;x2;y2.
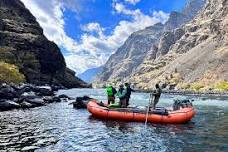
21;0;187;74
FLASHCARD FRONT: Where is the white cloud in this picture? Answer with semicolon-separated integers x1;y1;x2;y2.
125;0;141;5
21;0;169;74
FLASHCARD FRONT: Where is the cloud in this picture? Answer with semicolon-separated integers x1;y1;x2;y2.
125;0;141;5
21;0;169;74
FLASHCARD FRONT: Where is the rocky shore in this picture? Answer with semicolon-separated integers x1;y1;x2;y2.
0;83;74;111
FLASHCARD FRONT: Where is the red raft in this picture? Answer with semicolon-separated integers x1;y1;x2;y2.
87;99;196;124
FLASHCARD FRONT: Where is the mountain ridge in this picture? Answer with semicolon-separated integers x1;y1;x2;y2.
0;0;89;88
95;0;206;85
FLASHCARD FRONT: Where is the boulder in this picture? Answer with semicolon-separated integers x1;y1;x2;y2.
58;94;74;100
73;96;92;109
0;85;17;99
52;96;61;102
20;101;34;108
33;86;54;96
21;146;40;151
0;100;20;111
24;98;45;107
43;96;55;103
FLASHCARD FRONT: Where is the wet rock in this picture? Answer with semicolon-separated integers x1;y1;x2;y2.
73;96;92;109
51;85;64;92
58;94;74;100
21;146;40;151
25;98;45;107
43;96;55;103
33;86;54;96
20;101;34;108
0;100;20;111
0;85;17;100
52;96;61;102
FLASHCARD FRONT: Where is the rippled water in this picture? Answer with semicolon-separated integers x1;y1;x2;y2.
0;89;228;152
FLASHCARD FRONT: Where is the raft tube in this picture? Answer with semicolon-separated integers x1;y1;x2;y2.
87;99;196;124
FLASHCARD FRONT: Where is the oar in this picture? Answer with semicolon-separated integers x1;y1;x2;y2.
145;93;152;127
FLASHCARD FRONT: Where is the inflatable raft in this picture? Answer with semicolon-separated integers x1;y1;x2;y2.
87;99;196;124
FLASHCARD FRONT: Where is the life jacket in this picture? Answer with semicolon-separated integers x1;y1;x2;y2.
106;86;113;96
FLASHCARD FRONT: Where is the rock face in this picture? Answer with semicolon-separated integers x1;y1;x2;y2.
0;0;88;88
131;0;228;91
96;23;164;82
95;0;205;84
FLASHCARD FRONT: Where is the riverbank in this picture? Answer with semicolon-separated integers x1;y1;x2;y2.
136;89;228;98
0;83;74;111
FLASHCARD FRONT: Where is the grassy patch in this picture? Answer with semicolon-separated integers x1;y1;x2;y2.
0;61;25;84
177;83;191;90
216;81;228;91
190;82;205;91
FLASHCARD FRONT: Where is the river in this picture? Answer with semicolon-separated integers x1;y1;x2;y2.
0;89;228;152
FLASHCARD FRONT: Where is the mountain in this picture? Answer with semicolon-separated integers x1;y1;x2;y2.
0;0;89;88
96;23;164;82
78;66;103;83
128;0;228;91
95;0;205;84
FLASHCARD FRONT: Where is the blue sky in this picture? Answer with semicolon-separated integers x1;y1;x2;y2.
22;0;187;74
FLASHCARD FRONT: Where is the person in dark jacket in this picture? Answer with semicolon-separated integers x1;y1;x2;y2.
117;84;127;108
124;83;135;107
151;84;162;109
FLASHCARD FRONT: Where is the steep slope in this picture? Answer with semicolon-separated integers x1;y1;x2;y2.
0;0;88;88
95;0;205;84
130;0;228;91
96;23;164;82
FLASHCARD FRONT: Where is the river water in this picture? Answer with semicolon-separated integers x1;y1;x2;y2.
0;89;228;152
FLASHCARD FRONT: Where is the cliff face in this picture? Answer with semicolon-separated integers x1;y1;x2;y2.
0;0;88;88
95;0;205;84
96;23;164;82
130;0;228;91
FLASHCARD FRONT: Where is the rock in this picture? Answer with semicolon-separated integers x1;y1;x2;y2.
58;94;74;100
0;85;17;99
52;96;61;102
20;101;34;108
73;96;92;109
24;98;45;107
33;86;54;96
43;96;55;103
21;146;40;151
95;0;205;84
0;100;20;111
51;85;64;92
0;0;88;88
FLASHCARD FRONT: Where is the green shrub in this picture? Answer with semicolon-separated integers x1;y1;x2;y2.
0;61;25;84
190;83;204;91
216;81;228;91
178;83;191;90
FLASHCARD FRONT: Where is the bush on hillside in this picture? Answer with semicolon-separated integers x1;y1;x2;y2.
216;81;228;91
0;61;25;84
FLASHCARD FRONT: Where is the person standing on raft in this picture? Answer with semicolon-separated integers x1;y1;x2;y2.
117;84;127;108
106;85;117;104
125;83;135;107
151;84;162;109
